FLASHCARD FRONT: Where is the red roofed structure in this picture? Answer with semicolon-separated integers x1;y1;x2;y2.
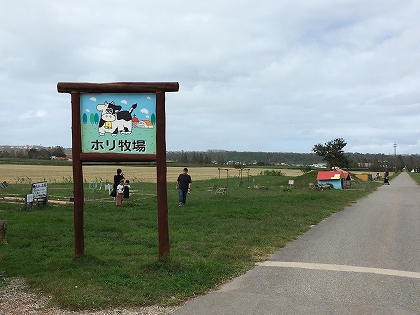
316;171;343;181
316;170;351;189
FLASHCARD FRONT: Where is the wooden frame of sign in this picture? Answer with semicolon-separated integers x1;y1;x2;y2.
57;82;179;258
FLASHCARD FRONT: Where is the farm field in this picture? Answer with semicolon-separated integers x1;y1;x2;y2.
0;164;305;184
0;164;390;185
0;164;388;311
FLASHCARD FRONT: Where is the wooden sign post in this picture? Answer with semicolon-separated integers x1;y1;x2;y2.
57;82;179;258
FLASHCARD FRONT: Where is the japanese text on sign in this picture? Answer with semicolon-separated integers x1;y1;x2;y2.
90;139;146;152
32;182;48;199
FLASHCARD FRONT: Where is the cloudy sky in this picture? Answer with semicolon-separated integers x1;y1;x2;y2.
1;0;419;154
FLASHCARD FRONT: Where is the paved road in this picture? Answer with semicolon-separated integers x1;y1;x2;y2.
173;172;420;314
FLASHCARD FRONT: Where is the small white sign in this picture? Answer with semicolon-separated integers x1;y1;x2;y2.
105;184;113;193
288;180;294;185
26;194;34;203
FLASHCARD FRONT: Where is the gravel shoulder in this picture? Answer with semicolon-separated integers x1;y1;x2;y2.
0;277;179;315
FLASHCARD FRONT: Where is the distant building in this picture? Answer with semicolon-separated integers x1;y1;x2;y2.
133;118;153;128
132;115;140;128
311;163;327;168
50;156;72;161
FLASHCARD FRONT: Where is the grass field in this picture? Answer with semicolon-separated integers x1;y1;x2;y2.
0;164;386;185
0;164;305;184
0;165;389;311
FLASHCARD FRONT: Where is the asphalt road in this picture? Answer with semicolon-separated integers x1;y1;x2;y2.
173;172;420;314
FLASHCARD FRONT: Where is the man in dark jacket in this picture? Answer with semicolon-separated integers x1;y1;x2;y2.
176;168;192;206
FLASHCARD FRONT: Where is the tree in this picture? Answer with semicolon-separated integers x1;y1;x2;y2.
49;146;66;157
394;155;405;172
312;138;350;169
27;148;39;159
406;156;415;172
300;165;312;174
178;151;189;164
204;153;212;164
190;152;205;164
217;154;226;165
39;148;51;160
15;149;26;158
197;153;204;164
372;157;381;171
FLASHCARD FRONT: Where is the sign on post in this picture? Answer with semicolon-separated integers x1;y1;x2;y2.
32;182;47;198
58;82;179;258
26;193;34;203
31;181;48;205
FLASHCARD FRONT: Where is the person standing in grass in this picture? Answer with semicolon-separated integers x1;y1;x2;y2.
176;167;191;207
123;179;130;199
111;168;124;200
116;179;125;206
384;171;390;185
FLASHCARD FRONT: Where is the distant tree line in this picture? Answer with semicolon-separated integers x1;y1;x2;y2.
0;146;67;160
167;151;325;166
1;145;419;172
167;149;420;172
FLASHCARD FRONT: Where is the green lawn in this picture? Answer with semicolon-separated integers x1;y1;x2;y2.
409;172;420;184
0;170;382;311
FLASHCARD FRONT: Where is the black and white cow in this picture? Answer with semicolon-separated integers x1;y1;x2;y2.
96;101;137;136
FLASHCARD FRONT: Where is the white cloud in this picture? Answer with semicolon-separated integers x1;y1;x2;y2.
1;0;420;153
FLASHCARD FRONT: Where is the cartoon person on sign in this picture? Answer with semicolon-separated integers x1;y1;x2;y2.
96;101;137;136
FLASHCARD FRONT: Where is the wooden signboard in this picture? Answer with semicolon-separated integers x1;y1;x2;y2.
31;181;48;205
58;82;179;258
32;181;47;199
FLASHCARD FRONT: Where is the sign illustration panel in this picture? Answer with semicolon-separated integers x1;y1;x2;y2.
80;93;156;154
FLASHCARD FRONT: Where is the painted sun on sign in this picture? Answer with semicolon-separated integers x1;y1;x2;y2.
80;93;156;154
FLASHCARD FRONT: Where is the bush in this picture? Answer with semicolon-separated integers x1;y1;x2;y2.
260;170;284;176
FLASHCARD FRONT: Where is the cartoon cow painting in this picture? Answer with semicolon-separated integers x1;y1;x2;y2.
96;101;137;136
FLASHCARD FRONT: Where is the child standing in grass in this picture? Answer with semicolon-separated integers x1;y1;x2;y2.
116;179;124;206
123;179;130;199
